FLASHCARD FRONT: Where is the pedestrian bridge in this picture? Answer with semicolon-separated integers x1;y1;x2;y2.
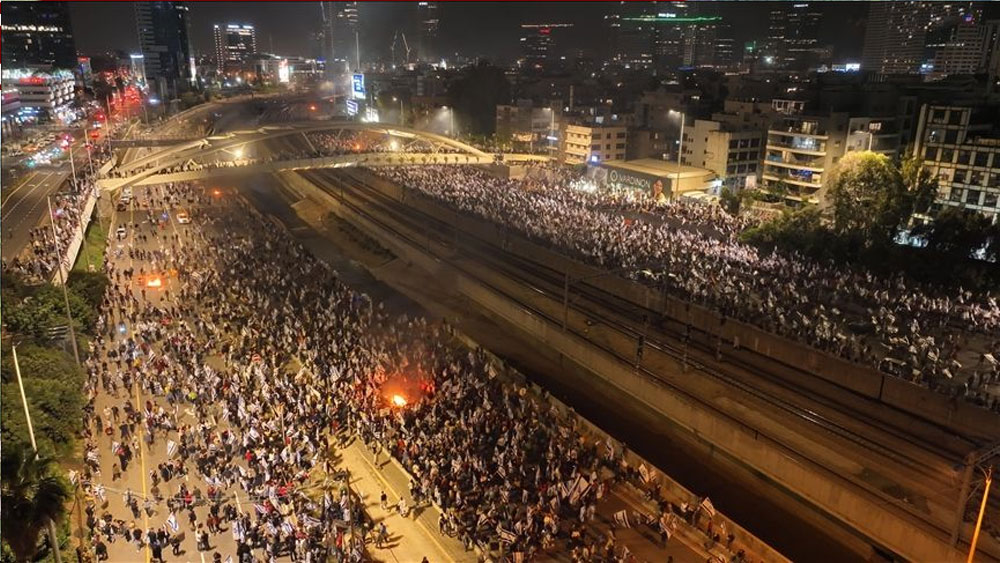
97;121;549;190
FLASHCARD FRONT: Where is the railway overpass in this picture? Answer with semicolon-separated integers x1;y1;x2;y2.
97;121;549;190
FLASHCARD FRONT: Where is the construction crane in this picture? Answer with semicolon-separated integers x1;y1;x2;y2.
390;31;412;65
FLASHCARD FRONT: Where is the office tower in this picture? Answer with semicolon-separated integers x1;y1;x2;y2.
520;24;573;71
766;3;822;70
135;1;195;97
1;1;77;70
214;24;257;73
320;1;359;71
416;2;440;63
862;1;976;75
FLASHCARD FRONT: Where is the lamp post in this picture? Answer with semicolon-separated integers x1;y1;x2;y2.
669;109;685;200
967;467;994;563
47;196;82;366
393;97;404;126
442;106;455;137
12;344;64;563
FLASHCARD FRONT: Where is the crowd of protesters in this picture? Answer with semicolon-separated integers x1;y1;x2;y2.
75;181;754;562
372;165;1000;410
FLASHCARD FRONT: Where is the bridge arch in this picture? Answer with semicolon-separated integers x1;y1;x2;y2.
112;121;490;178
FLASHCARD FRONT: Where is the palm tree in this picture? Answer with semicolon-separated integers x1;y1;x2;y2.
1;445;70;562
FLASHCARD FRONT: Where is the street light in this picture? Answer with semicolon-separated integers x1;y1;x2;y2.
669;109;685;200
442;105;455;137
393;97;404;126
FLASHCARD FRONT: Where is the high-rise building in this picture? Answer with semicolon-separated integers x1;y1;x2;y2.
214;24;257;73
519;24;573;71
924;10;998;81
320;2;359;71
607;3;656;69
415;2;439;63
135;1;195;98
862;2;976;75
1;1;77;70
765;3;822;70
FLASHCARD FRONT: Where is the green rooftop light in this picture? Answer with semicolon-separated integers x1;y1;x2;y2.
622;15;723;24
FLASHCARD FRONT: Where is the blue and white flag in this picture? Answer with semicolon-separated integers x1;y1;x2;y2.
166;440;177;458
166;513;179;532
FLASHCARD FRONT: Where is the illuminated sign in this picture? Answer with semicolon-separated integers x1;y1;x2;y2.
346;99;358;116
278;60;290;83
352;73;365;100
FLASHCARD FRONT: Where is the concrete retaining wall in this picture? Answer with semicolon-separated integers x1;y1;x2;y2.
343;168;1000;442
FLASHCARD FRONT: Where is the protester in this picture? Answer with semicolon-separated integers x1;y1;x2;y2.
373;165;1000;410
76;180;728;562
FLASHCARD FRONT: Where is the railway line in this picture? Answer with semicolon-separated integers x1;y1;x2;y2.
287;162;1000;559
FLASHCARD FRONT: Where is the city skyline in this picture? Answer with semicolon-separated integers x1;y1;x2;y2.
67;1;889;63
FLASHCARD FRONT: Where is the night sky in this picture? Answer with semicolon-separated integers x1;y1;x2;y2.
67;1;936;64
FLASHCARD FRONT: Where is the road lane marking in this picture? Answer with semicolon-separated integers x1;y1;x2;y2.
1;171;55;220
1;171;40;207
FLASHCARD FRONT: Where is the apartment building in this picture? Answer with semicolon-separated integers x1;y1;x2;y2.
682;118;766;192
561;122;628;165
761;105;901;204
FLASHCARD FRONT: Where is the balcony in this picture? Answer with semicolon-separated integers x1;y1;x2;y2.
762;168;823;188
765;151;824;171
766;137;827;155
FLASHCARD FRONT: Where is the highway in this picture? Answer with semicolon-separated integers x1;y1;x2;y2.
257;124;999;562
1;169;72;262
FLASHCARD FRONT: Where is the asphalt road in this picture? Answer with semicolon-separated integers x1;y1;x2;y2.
1;168;71;262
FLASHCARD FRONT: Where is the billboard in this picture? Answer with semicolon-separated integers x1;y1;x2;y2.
346;99;358;116
351;73;365;100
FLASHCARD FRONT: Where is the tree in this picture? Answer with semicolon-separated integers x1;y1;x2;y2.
0;445;70;562
826;151;912;247
447;62;511;136
66;271;109;312
719;187;742;215
900;154;937;216
914;206;993;260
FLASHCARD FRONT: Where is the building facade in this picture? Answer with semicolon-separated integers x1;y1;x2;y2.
925;14;999;81
135;1;195;98
1;1;77;70
495;101;559;147
519;24;573;71
862;1;977;75
1;89;24;137
561;122;628;165
765;2;823;70
913;104;1000;223
682;119;765;192
214;24;257;73
1;70;76;122
761;103;901;204
320;1;359;72
415;2;440;63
